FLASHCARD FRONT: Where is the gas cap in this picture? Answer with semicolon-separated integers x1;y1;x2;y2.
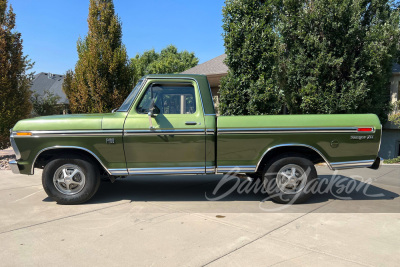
330;140;339;148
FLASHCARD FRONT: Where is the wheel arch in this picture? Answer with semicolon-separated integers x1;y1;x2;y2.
255;144;332;173
32;146;111;175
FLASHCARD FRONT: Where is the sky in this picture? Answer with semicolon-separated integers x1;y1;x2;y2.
8;0;226;75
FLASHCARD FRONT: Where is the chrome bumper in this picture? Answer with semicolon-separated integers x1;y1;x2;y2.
330;157;382;170
9;160;20;174
10;129;21;160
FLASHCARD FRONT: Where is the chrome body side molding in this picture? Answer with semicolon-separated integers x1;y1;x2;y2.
124;129;205;136
206;129;215;135
217;127;370;134
12;130;123;138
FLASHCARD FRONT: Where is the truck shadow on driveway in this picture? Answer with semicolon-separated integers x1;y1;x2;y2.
74;174;400;212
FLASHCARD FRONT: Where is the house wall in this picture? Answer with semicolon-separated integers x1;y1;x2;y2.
379;129;400;159
379;73;400;159
210;87;219;97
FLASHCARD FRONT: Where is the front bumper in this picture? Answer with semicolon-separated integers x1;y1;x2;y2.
9;160;20;174
9;129;21;160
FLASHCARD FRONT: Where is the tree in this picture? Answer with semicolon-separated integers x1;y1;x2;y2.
220;0;400;122
62;0;133;113
131;45;199;84
0;0;33;149
31;90;61;116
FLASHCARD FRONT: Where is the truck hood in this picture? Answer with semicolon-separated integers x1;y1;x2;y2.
12;113;106;131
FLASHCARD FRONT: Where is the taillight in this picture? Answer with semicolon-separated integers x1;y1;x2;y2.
357;127;373;132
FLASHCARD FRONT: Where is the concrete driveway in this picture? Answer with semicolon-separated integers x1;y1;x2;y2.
0;166;399;266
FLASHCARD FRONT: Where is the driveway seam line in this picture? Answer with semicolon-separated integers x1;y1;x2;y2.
202;200;334;266
0;201;132;235
267;251;314;267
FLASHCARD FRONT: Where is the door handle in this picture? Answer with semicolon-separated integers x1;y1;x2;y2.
185;121;197;125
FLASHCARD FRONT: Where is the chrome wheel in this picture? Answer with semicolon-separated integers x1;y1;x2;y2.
53;164;86;195
275;164;307;194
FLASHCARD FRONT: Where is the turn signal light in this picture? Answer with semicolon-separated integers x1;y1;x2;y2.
357;128;373;132
16;132;32;136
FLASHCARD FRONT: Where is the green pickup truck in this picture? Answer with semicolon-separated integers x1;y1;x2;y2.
10;74;382;205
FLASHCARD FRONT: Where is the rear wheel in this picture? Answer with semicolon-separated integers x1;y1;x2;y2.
42;156;100;205
262;155;318;204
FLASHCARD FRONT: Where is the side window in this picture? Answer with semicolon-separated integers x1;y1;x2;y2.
137;83;196;114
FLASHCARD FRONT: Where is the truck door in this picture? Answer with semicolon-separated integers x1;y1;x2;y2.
123;79;206;175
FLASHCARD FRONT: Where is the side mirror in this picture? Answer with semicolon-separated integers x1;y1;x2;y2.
148;99;157;129
147;85;162;129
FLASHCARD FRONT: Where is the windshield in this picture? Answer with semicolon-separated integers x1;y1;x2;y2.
117;79;144;112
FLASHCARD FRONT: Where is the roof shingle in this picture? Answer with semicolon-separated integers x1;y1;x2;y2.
181;54;228;75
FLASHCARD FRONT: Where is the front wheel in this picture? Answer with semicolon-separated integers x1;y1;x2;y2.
262;155;318;204
42;156;100;205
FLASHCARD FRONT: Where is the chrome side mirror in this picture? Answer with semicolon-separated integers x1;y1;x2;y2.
148;111;155;129
148;99;157;129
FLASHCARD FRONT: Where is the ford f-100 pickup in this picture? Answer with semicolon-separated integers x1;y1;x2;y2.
9;74;382;204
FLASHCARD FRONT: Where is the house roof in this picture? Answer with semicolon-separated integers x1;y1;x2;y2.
181;54;228;76
183;54;400;76
30;72;68;104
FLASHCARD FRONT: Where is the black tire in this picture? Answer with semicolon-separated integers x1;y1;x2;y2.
42;155;100;205
262;155;318;204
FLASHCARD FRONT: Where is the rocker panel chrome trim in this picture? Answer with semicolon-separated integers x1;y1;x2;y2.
128;167;206;175
206;167;216;173
108;169;129;176
217;166;257;173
